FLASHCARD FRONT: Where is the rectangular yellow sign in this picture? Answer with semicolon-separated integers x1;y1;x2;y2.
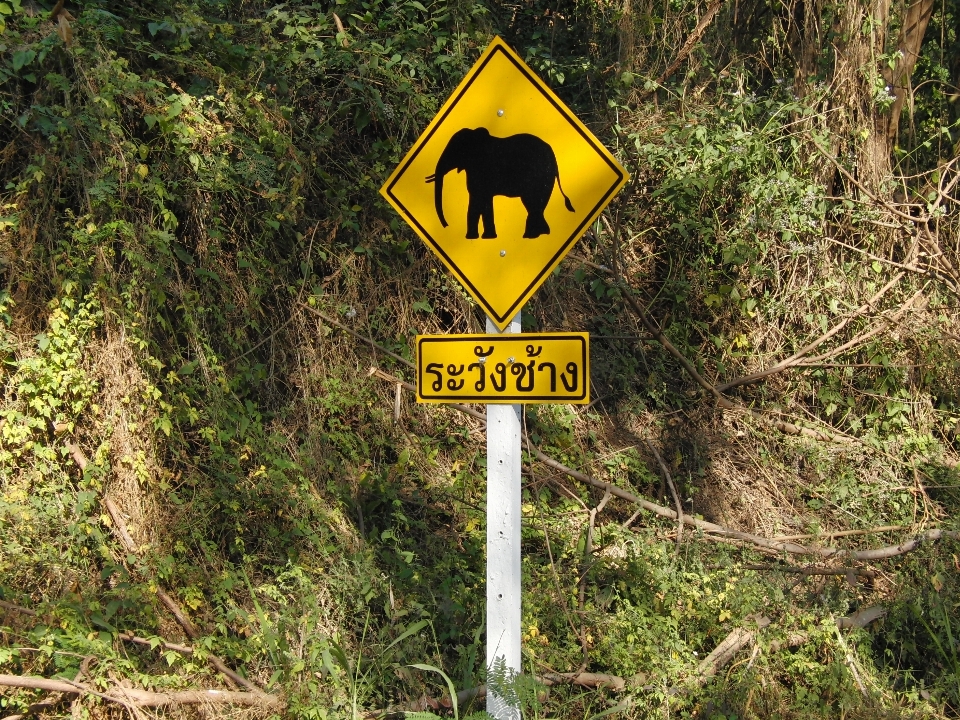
417;333;589;404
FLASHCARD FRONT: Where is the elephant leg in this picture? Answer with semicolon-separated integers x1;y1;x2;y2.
480;197;497;239
521;194;551;238
465;196;481;239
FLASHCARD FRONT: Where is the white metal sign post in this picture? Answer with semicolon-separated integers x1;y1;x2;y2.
485;313;522;720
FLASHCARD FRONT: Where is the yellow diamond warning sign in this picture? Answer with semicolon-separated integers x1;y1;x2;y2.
381;37;629;330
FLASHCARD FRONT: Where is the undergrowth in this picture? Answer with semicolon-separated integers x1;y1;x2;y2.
0;0;958;718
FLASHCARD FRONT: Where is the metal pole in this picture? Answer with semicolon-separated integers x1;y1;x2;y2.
486;312;522;720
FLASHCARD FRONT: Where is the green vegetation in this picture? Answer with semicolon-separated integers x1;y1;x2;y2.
0;0;958;718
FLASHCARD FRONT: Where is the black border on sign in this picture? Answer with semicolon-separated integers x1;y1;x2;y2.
416;334;589;402
385;44;625;326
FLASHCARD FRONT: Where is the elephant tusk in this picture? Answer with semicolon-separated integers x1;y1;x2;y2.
425;174;436;183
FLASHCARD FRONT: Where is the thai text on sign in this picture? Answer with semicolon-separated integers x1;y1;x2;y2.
416;333;589;404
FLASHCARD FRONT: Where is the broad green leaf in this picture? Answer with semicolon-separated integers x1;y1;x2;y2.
12;49;35;72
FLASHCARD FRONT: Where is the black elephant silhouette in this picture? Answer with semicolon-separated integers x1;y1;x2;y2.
425;127;575;239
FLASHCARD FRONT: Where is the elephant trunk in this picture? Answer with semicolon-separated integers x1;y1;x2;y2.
434;172;448;227
426;144;460;228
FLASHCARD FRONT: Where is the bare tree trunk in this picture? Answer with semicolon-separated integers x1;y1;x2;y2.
883;0;935;146
827;0;894;189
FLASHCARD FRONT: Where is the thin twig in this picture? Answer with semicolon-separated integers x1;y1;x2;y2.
645;441;683;553
814;141;929;223
303;304;413;369
620;508;642;530
616;281;735;408
117;634;194;656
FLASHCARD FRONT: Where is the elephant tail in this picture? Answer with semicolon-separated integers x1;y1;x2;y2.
556;175;575;212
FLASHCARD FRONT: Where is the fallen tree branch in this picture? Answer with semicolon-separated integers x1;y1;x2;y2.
773;525;905;541
0;663;86;720
117;633;194;656
372;671;627;717
366;368;960;561
697;617;770;679
717;272;905;392
800;289;924;366
62;448;263;695
613;279;852;443
0;674;281;709
0;600;37;617
539;672;626;691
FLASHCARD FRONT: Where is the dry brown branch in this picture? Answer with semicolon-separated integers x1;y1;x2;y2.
620;508;643;529
697;617;771;679
645;440;683;551
617;286;735;408
637;0;725;100
835;606;887;629
613;277;851;442
101;499;258;692
0;674;281;709
117;634;194;656
102;497;138;556
717;272;905;392
0;600;37;617
303;304;413;369
539;671;626;691
815;142;930;223
800;288;925;365
65;442;88;471
754;412;852;444
0;663;84;720
829;528;959;561
821;235;935;276
2;697;67;720
366;670;626;718
773;525;905;541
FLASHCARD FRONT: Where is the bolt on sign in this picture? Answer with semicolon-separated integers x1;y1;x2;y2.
380;37;629;330
417;333;589;404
